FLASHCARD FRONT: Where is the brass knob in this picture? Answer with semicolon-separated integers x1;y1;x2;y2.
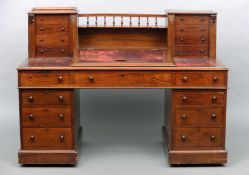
201;27;205;31
28;96;33;102
40;27;44;31
59;96;64;102
61;27;65;31
181;135;187;141
60;135;64;141
59;114;64;120
30;135;35;140
201;37;205;41
40;49;44;54
60;37;64;41
211;135;216;141
58;76;63;82
212;96;217;102
88;76;94;81
181;114;187;120
28;114;34;120
200;49;204;53
180;38;184;41
60;49;65;53
211;114;217;119
182;96;187;102
213;77;219;82
180;27;184;31
40;38;44;41
182;76;188;82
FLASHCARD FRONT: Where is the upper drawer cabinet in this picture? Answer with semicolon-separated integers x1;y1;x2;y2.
35;15;69;25
175;15;209;25
19;71;72;87
175;71;227;88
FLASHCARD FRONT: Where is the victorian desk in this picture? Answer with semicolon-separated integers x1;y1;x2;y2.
17;7;228;165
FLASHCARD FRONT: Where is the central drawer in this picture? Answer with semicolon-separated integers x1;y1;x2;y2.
73;71;174;88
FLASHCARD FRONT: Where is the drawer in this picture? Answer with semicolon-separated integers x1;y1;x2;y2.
175;46;209;57
175;107;224;127
175;15;209;25
175;72;227;87
73;71;174;88
21;90;72;107
35;15;69;25
173;90;226;106
21;108;72;127
36;35;69;46
175;25;208;35
19;71;72;87
36;46;69;57
36;25;69;35
22;128;73;150
174;128;224;149
175;35;208;46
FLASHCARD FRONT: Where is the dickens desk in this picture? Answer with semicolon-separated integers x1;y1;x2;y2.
17;7;228;165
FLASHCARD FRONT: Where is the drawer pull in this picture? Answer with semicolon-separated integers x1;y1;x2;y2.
61;27;65;31
181;135;187;141
180;27;184;31
30;135;35;141
28;114;34;120
40;17;44;21
211;114;217;119
180;38;184;41
40;37;44;41
58;76;63;82
201;27;205;31
181;114;187;120
40;27;44;31
180;18;184;21
60;49;65;53
211;135;216;141
60;135;64;142
212;96;217;102
60;37;64;41
40;49;44;54
88;76;94;81
59;114;64;120
200;49;204;53
182;76;188;82
213;77;219;82
28;96;33;102
201;17;205;21
58;96;64;102
201;37;205;41
181;96;187;102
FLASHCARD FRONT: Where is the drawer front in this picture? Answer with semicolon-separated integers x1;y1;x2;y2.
21;108;72;127
174;128;224;148
36;25;69;35
22;128;73;150
175;25;209;35
19;71;72;87
175;72;227;87
21;90;72;107
175;15;209;25
36;46;69;57
175;35;208;46
35;15;69;25
36;35;69;46
73;71;174;87
175;107;224;127
173;90;225;106
175;46;209;57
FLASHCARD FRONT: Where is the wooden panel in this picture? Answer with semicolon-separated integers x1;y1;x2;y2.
36;25;69;35
35;15;69;25
36;35;69;46
209;15;217;58
73;71;174;87
175;107;224;127
175;34;208;46
21;107;72;127
36;46;69;57
175;25;208;35
22;128;73;149
78;28;167;48
175;46;209;57
175;15;209;25
28;14;36;58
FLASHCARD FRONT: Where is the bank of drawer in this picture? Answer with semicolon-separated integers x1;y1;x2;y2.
19;71;72;87
35;15;69;25
73;71;174;87
175;72;227;87
175;107;224;127
174;128;224;148
173;90;225;106
175;25;208;35
21;90;72;107
36;25;69;35
36;46;69;57
175;35;208;46
175;15;209;25
36;35;69;46
22;128;73;150
21;108;72;127
175;46;209;57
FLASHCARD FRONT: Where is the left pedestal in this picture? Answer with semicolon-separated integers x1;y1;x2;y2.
18;89;81;165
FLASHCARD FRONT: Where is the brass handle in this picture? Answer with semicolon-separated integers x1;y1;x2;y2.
180;27;184;31
40;27;44;31
88;76;94;81
28;114;34;120
60;37;64;41
28;96;33;102
182;96;187;102
59;114;64;120
181;135;187;141
182;76;188;82
40;38;44;41
60;49;65;53
212;96;217;102
201;37;205;41
30;135;35;140
61;27;65;31
58;96;64;102
181;114;187;120
211;114;217;119
40;49;44;54
213;77;219;82
211;135;216;141
201;27;205;31
58;76;63;82
60;135;64;141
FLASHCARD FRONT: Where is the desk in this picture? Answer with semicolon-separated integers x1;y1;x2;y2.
17;7;228;165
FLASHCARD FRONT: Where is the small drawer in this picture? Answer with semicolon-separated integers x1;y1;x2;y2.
22;128;73;150
173;90;226;106
174;128;224;149
36;25;69;35
175;107;224;127
175;35;208;46
175;46;209;57
175;72;227;87
36;46;69;57
73;71;174;88
36;35;69;46
21;108;72;127
35;15;69;25
19;71;72;87
175;25;208;35
21;90;72;107
175;15;209;25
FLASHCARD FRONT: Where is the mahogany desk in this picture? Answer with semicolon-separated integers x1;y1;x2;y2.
17;7;228;165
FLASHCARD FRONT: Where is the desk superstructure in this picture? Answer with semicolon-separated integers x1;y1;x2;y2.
17;7;228;165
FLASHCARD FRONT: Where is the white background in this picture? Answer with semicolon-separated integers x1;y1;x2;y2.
0;0;249;175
